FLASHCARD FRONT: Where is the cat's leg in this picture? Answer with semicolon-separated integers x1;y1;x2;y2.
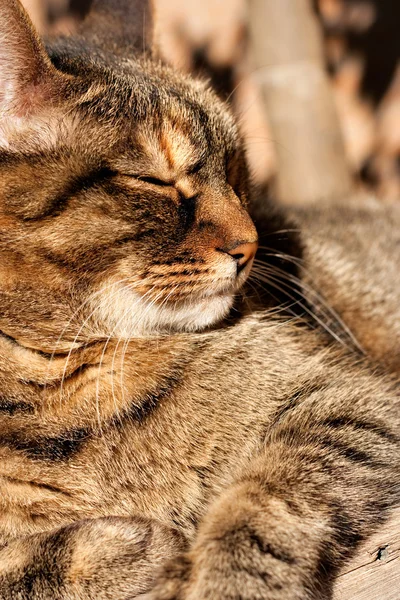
0;516;184;599
145;384;400;600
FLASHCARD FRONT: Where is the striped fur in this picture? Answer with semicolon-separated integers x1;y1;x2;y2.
0;1;399;599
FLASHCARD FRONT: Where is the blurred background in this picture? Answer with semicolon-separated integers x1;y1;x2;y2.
22;0;400;204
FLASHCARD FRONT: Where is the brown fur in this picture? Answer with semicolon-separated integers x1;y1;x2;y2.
291;197;400;372
0;1;399;599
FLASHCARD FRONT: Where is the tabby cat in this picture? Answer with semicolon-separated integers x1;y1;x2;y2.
0;0;399;599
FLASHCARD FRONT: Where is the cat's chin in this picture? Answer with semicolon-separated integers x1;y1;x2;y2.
92;286;235;337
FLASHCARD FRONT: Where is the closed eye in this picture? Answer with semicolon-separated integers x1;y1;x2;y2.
134;175;172;187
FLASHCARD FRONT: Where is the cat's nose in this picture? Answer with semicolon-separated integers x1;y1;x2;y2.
223;240;258;273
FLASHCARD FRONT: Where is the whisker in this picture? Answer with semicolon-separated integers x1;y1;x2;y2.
106;283;162;421
117;283;175;406
250;268;358;351
253;258;364;353
57;276;159;409
85;279;162;429
44;276;138;400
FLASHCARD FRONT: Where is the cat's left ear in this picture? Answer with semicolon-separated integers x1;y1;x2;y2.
0;0;64;146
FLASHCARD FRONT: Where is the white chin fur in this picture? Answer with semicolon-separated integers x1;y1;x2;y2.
91;285;234;338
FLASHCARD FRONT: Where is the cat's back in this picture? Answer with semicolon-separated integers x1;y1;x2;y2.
292;197;400;372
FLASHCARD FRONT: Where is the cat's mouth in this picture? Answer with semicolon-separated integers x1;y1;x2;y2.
95;285;235;337
94;258;252;337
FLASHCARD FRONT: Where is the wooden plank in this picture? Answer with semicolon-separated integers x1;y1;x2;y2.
20;0;46;32
334;508;400;600
248;0;352;205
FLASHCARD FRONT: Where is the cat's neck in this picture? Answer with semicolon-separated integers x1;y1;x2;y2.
0;330;193;436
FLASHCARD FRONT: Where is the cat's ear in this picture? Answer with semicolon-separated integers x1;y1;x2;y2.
81;0;154;54
0;0;63;145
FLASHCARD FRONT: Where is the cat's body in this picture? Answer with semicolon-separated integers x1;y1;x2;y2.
292;198;400;372
1;307;399;600
0;1;399;599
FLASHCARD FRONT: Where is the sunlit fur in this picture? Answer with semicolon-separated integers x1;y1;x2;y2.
0;2;399;600
0;0;257;351
291;197;400;372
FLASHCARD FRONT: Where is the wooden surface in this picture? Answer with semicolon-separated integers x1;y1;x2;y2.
334;507;400;600
248;0;352;205
20;0;46;31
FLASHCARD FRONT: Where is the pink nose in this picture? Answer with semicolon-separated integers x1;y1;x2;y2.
225;240;258;272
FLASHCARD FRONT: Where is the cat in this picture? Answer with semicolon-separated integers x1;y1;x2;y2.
290;198;400;373
0;1;399;599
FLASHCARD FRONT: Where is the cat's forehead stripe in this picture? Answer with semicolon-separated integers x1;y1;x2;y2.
140;118;202;175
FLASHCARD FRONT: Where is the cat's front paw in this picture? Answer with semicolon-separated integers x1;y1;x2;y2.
141;544;270;600
139;554;193;600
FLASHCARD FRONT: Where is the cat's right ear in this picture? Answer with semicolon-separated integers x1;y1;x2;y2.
0;0;63;147
81;0;154;55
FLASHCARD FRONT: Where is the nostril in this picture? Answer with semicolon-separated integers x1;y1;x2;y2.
230;252;245;263
219;240;258;273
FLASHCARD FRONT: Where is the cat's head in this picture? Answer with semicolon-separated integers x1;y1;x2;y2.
0;0;257;351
